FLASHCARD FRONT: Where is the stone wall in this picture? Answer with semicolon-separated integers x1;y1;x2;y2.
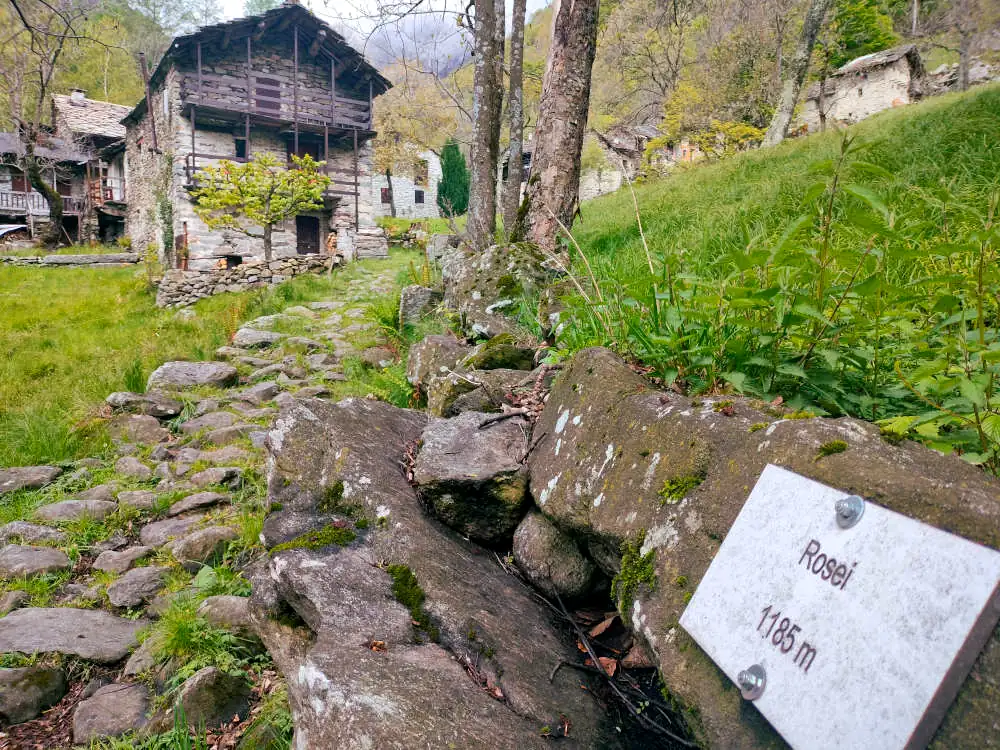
154;253;336;307
800;58;915;132
372;151;442;219
578;165;624;202
0;253;139;266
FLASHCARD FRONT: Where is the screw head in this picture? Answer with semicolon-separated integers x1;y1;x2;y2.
737;664;766;700
836;494;865;529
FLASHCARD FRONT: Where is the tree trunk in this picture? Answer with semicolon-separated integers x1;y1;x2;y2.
958;30;972;91
911;0;919;35
386;169;397;218
763;0;835;147
263;223;273;261
502;0;528;240
24;148;63;248
522;0;601;257
467;0;505;250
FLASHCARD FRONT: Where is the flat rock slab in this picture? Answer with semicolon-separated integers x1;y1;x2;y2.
237;382;280;405
0;666;67;725
109;414;170;444
168;491;230;517
106;391;183;418
140;516;203;547
93;546;153;574
107;566;168;608
0;521;67;545
0;608;143;662
0;466;61;496
116;490;157;511
231;329;285;348
170;526;237;571
147;361;238;390
35;499;117;523
114;456;152;480
72;682;150;743
0;545;72;577
180;411;238;434
190;467;243;489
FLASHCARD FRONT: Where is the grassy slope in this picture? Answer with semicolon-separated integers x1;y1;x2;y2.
0;252;418;466
573;85;1000;277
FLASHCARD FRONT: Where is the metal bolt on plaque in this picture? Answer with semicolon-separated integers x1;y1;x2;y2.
737;664;766;700
835;494;865;529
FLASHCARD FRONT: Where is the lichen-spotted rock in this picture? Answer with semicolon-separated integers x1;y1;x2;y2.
146;361;238;390
0;608;142;663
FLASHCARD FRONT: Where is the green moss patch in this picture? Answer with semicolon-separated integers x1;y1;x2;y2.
815;439;848;460
612;530;657;623
270;524;357;554
658;473;705;506
386;564;439;641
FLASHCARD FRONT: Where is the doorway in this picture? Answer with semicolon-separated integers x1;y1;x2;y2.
296;215;320;255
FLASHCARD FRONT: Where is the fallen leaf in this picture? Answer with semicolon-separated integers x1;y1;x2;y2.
587;614;619;639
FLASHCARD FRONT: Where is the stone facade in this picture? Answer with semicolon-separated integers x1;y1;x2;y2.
123;7;387;272
155;254;336;307
800;45;925;132
578;165;624;201
372;150;442;219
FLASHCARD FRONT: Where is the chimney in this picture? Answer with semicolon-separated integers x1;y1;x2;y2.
70;89;87;106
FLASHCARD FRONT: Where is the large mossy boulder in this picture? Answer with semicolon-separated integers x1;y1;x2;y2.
251;396;620;748
528;347;1000;750
440;243;550;337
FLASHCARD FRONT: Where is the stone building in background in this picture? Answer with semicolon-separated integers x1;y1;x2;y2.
0;91;130;244
799;44;926;133
371;149;441;220
122;2;391;270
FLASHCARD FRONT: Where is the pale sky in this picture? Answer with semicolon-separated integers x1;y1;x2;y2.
217;0;551;66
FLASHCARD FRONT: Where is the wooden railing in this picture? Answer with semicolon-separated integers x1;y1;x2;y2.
180;73;371;131
183;152;360;199
0;191;83;215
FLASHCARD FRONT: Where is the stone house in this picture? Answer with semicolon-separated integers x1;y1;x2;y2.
0;91;131;243
800;44;926;132
371;149;441;220
122;2;391;270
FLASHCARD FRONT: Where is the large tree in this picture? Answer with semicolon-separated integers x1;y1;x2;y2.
501;0;527;238
466;0;505;249
521;0;601;255
5;0;98;246
763;0;836;146
193;154;330;261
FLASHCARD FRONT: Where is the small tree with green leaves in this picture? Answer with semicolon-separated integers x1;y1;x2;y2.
437;138;470;217
193;154;330;261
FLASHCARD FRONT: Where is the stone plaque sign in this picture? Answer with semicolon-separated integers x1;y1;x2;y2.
680;464;1000;750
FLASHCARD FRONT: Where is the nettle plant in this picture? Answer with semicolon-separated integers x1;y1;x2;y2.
559;135;1000;472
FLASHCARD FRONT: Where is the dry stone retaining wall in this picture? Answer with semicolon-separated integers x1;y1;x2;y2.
155;254;336;307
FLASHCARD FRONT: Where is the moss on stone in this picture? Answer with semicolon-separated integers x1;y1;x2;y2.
612;530;657;624
748;422;767;433
785;409;816;419
659;473;704;506
270;524;357;554
712;400;734;412
386;564;439;641
816;440;848;460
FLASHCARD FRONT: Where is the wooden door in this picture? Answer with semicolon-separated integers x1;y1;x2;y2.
296;215;320;255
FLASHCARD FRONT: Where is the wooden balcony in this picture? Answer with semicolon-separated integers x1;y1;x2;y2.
0;191;84;216
180;73;372;133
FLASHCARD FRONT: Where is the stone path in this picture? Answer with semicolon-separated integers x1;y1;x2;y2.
0;262;404;744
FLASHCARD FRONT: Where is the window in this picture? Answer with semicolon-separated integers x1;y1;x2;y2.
235;137;247;160
414;159;428;187
57;178;73;197
10;169;27;192
380;187;391;204
288;140;322;161
414;189;424;204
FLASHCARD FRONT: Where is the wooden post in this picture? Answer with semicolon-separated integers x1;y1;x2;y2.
192;41;202;177
353;129;360;231
139;52;158;151
246;36;252;159
324;124;329;176
368;80;373;129
330;58;336;126
293;25;299;157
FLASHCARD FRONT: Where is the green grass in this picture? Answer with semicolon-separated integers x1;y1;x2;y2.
0;250;420;467
377;215;466;238
573;85;1000;276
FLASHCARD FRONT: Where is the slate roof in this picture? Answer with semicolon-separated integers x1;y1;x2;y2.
836;44;921;76
0;132;88;163
52;94;131;140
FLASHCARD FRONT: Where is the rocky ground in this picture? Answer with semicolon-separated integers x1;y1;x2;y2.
0;265;407;748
